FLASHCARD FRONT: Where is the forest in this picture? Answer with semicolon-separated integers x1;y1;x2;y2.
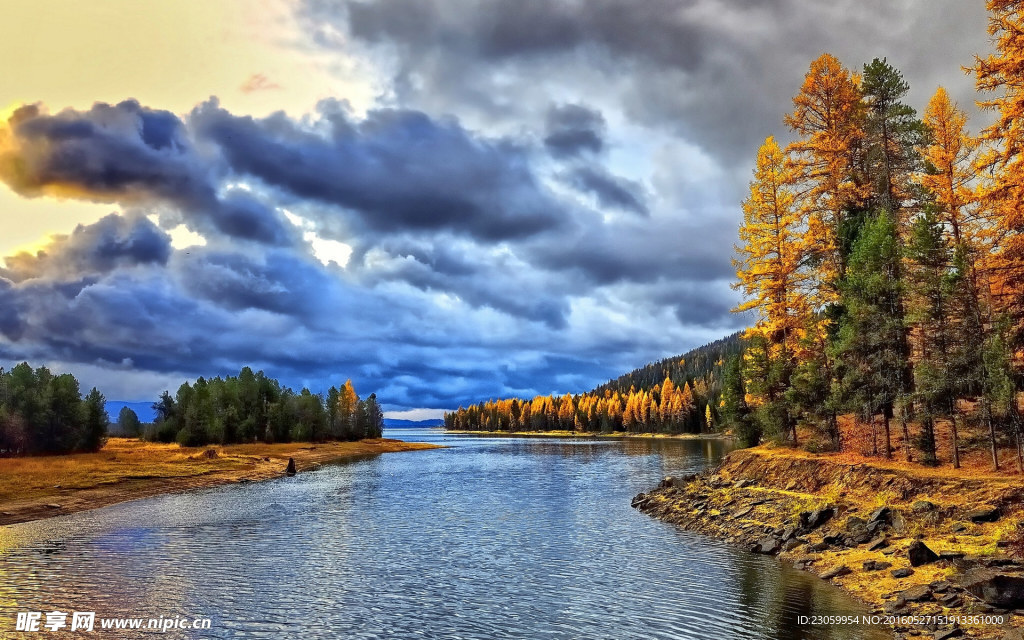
443;334;742;434
146;368;384;446
0;362;385;455
0;362;108;455
723;1;1024;470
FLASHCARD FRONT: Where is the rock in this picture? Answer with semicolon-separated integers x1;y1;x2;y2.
951;523;968;533
731;506;754;519
784;480;798;491
660;474;697;488
851;532;873;545
44;504;61;509
801;507;835;531
938;551;965;562
929;580;953;593
869;506;892;525
1002;628;1024;640
864;560;893;572
823;533;844;546
913;500;937;513
868;537;890;551
892;568;914;578
756;538;782;555
966;506;1002;523
781;526;798;541
783;538;802;552
808;542;830;553
898;585;933;603
890;510;907;533
821;566;852;580
285;458;297;476
847;516;868;531
937;593;962;608
734;479;753;489
631;493;647;508
960;568;1024;608
933;629;963;640
908;541;940;567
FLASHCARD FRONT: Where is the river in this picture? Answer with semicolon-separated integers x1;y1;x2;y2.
0;430;889;639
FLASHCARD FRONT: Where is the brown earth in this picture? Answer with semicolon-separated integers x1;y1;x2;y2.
0;437;441;527
633;447;1024;640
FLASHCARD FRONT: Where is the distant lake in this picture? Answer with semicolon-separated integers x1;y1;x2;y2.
0;430;889;639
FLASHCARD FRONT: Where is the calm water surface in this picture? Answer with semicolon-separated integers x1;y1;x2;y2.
0;430;889;639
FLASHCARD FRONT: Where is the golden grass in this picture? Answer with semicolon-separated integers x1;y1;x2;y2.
0;437;440;524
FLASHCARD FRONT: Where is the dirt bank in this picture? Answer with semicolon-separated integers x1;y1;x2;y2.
0;437;442;527
633;447;1024;640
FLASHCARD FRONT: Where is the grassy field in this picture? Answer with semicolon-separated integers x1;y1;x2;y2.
0;437;441;526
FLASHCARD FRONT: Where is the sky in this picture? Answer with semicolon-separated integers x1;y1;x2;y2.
0;1;994;419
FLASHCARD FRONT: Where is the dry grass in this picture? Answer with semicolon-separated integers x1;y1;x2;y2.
0;437;440;524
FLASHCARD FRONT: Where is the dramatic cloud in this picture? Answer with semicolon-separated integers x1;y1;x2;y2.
0;2;993;412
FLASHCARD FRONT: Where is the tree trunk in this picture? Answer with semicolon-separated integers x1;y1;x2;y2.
950;414;961;469
882;408;893;459
987;405;1000;471
869;408;878;457
900;403;911;462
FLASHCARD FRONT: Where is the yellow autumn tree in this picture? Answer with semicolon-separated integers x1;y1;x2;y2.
919;87;982;246
733;136;812;356
974;0;1024;325
784;53;866;295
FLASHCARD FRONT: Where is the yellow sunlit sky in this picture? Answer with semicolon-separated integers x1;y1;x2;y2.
0;0;374;257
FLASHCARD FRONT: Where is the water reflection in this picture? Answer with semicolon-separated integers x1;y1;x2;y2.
0;430;888;639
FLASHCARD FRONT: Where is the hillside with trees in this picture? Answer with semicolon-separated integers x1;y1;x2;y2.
443;333;743;434
147;367;384;446
721;0;1024;471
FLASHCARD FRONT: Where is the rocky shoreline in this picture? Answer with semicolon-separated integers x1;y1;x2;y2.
632;449;1024;640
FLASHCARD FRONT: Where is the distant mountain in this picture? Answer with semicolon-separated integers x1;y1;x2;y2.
383;418;444;428
590;331;745;396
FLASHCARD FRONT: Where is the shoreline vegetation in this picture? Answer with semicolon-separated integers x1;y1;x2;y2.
633;447;1024;640
0;437;441;528
444;429;731;440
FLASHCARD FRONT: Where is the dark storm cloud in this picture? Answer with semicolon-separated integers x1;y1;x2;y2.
301;0;988;166
0;101;293;245
1;214;171;283
544;104;605;157
565;166;647;215
189;99;565;241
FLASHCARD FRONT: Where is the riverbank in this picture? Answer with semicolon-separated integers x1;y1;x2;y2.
633;447;1024;640
0;437;441;526
445;429;731;440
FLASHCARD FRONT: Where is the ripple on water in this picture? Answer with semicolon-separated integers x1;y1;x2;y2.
0;432;890;639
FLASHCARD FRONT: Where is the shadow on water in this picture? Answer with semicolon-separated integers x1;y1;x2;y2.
0;429;889;639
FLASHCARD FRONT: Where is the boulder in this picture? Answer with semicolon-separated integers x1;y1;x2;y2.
660;474;697;489
756;538;782;555
285;458;297;476
908;540;940;567
937;592;962;608
966;506;1002;523
960;568;1024;609
868;537;889;551
782;538;802;552
863;560;892;572
800;507;835;531
892;568;914;579
821;566;852;580
913;500;937;513
897;584;933;603
868;506;892;525
938;551;965;562
934;629;963;640
630;493;647;508
846;516;868;531
781;526;798;541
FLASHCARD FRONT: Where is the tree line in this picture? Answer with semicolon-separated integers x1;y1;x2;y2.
0;362;108;455
147;367;384;446
723;1;1024;470
444;335;741;434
